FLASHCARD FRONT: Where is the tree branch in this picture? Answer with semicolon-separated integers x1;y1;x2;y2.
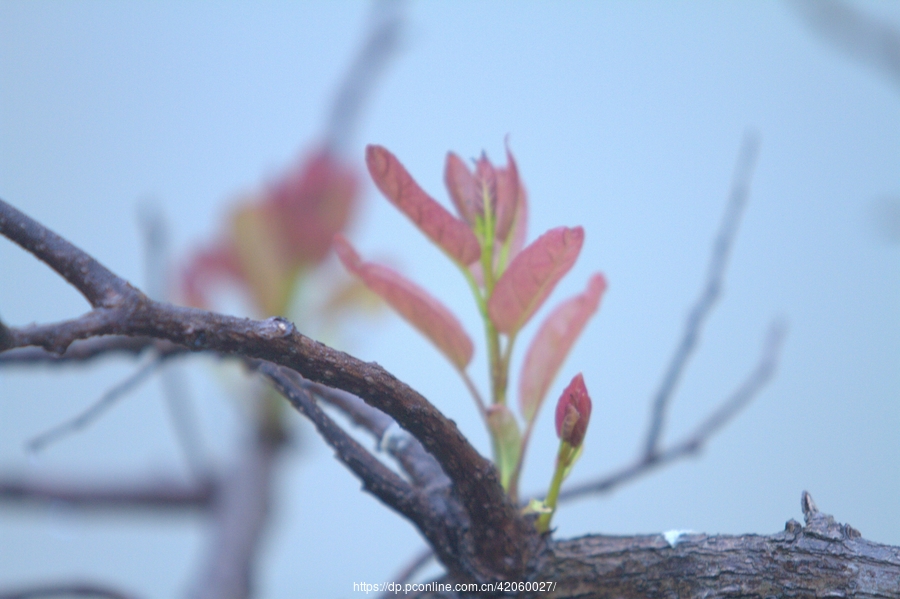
644;132;760;457
0;582;141;599
0;476;213;510
412;493;900;598
0;195;536;580
788;0;900;92
299;378;450;491
559;318;785;502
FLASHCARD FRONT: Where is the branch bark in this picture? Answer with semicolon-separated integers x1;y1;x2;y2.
0;196;538;581
410;493;900;598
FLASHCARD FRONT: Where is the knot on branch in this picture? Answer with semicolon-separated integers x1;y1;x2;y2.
798;490;862;542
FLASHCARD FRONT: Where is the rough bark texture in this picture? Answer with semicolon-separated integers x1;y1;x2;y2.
409;497;900;598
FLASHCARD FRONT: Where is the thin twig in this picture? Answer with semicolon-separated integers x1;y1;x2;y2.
139;200;208;479
787;0;900;91
377;547;435;599
324;0;405;155
26;356;163;452
0;583;141;599
0;336;181;364
259;363;423;522
0;476;213;510
158;363;208;479
303;378;451;490
558;319;786;502
643;133;760;457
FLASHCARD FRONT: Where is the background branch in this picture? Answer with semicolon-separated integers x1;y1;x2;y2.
0;582;141;599
643;133;761;457
560;320;785;501
0;476;213;511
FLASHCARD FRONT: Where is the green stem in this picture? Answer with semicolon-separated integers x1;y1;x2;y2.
536;440;575;533
458;368;487;420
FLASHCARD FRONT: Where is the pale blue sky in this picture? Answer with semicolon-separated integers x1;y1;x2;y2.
1;2;899;598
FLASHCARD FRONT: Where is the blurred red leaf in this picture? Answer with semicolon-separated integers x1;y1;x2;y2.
444;151;481;226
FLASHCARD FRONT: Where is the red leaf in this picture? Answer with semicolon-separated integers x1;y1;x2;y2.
518;273;606;423
334;235;474;370
367;145;481;265
554;373;592;447
494;142;521;242
444;152;480;226
487;226;584;335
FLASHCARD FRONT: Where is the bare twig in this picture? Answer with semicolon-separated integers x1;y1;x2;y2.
0;476;213;510
324;0;405;155
0;316;11;348
260;364;420;517
26;356;163;452
559;320;786;502
0;336;180;364
643;133;760;457
378;547;435;599
190;415;282;599
138;202;208;478
299;378;450;490
788;0;900;92
0;583;141;599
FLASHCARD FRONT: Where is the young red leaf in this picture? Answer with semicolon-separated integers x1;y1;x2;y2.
487;226;584;335
554;373;592;448
444;152;480;226
506;185;528;261
518;273;607;423
366;145;481;265
494;143;521;242
334;235;474;370
486;404;522;490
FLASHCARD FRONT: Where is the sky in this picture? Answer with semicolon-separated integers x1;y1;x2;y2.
1;1;899;598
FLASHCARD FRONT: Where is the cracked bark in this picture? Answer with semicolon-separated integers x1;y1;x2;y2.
410;493;900;598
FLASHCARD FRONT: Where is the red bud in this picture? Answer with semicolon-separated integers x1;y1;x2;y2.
554;373;592;447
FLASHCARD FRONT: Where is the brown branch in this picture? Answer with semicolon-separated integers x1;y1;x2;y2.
300;378;450;491
0;196;537;580
0;476;213;510
559;319;785;502
260;364;421;520
26;356;163;452
411;492;900;598
260;364;486;581
644;132;761;457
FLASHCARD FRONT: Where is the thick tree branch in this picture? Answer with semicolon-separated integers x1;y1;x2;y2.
411;493;900;598
0;197;537;580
